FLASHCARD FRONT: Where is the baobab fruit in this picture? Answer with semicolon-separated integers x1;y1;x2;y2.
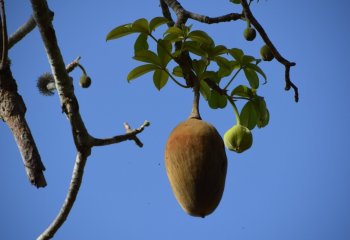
165;118;227;218
243;27;256;41
260;45;274;61
224;124;253;153
79;75;91;88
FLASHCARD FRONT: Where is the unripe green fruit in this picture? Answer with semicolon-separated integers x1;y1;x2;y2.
260;45;274;61
224;124;253;153
79;75;91;88
165;118;227;218
243;27;256;41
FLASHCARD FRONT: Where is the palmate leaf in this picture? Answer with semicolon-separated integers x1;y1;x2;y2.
200;80;211;100
231;85;253;98
187;30;214;46
244;68;259;89
172;66;183;77
157;39;172;67
182;41;208;58
208;90;227;109
153;69;169;90
127;64;159;81
149;17;169;32
133;50;161;65
228;48;244;63
106;23;136;41
240;101;258;130
132;18;150;34
134;33;149;52
246;63;267;83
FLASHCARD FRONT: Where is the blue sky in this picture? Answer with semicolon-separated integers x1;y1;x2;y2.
1;1;350;239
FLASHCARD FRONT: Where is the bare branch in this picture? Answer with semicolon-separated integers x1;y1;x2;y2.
8;16;36;49
0;0;8;69
187;12;242;24
240;0;299;102
0;1;46;188
65;56;81;73
162;0;242;25
92;120;150;148
37;151;89;240
160;0;174;26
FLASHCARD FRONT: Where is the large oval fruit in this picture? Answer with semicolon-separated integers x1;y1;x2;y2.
165;118;228;218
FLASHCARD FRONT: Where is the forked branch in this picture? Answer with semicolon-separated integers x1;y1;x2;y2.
240;0;299;102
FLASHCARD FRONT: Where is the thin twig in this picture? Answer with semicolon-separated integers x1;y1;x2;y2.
92;121;150;148
240;0;299;102
0;0;8;69
37;151;89;240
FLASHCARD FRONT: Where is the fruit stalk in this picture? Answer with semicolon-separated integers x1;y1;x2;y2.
189;77;201;120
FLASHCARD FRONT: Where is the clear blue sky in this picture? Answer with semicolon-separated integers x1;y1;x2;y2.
1;1;350;239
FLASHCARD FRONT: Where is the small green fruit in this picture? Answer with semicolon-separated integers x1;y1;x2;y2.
243;27;256;41
79;75;91;88
224;124;253;153
260;45;274;61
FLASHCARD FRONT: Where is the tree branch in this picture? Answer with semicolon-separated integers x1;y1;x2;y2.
162;0;242;25
240;0;299;102
0;1;46;188
92;121;150;148
187;12;243;24
8;16;36;49
37;151;89;240
160;0;174;27
30;1;149;238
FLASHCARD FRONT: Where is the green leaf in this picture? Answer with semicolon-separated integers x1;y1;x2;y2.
228;48;244;62
208;90;227;109
127;64;159;81
253;97;269;128
149;17;169;32
134;33;149;52
211;45;228;57
242;55;256;65
188;30;214;46
132;18;149;33
244;68;259;89
215;56;233;77
157;39;172;67
153;69;169;90
246;63;267;83
164;26;183;35
182;41;208;57
133;50;160;65
172;66;183;77
106;23;135;41
163;33;183;42
240;101;258;130
192;60;207;76
201;71;219;82
231;85;253;98
200;80;211;100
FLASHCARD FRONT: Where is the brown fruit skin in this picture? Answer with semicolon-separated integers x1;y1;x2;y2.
165;118;228;218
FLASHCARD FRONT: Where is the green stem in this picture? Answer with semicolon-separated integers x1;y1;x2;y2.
77;63;87;75
163;68;190;88
227;96;240;125
223;67;243;90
